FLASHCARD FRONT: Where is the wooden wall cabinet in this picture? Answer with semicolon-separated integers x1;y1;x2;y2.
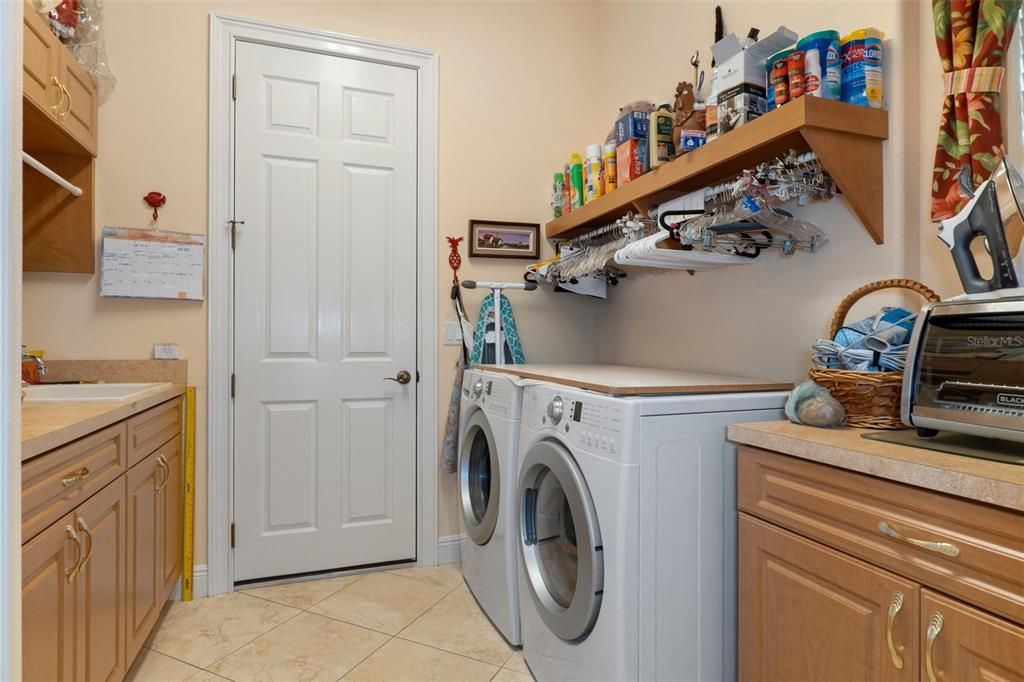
23;398;183;682
738;446;1024;681
22;1;99;274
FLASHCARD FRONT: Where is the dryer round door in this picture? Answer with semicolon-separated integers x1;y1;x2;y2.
519;439;603;642
459;410;500;545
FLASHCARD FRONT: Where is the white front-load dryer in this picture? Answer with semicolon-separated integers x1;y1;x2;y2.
458;368;524;645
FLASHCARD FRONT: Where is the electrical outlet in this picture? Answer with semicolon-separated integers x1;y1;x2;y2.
442;321;463;346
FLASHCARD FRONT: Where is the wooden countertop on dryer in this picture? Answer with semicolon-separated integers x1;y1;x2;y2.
480;364;793;396
22;384;185;461
728;421;1024;512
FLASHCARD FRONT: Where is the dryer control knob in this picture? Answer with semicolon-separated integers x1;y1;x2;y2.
547;396;564;425
472;379;485;398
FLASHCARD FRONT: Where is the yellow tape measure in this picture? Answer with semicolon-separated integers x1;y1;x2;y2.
181;387;197;601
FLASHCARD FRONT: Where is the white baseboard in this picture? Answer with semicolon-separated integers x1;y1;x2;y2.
437;534;463;565
170;564;210;601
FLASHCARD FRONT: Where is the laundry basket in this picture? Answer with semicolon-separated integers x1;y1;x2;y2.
808;279;940;429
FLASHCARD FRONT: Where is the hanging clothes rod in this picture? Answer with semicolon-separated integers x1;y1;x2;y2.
22;152;83;197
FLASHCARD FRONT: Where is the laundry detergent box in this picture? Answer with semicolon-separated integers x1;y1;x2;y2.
710;26;797;133
614;110;650;145
616;138;648;185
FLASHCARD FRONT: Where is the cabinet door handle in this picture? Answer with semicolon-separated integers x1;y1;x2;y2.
58;81;72;119
878;521;960;557
156;455;169;492
75;517;94;573
50;77;65;114
925;612;944;682
61;466;91;488
65;525;83;582
885;591;905;669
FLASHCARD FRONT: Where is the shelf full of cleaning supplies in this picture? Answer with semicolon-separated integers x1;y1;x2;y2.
545;97;888;245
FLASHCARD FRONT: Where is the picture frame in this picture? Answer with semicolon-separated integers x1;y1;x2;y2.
467;219;540;259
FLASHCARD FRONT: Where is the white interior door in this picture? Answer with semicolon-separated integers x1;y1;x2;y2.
232;41;419;581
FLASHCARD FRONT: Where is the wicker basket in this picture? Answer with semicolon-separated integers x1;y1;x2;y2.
808;279;940;429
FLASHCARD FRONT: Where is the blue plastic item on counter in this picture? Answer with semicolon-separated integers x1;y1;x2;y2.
797;30;841;100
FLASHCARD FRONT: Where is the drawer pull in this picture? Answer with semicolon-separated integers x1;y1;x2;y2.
76;517;94;572
885;591;905;669
925;612;944;682
156;455;169;492
65;525;82;582
878;521;960;557
61;467;91;488
50;77;65;114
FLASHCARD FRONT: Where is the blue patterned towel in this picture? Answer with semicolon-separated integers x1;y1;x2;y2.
471;293;525;366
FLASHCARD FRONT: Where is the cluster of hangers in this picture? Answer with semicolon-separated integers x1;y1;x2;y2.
529;151;832;285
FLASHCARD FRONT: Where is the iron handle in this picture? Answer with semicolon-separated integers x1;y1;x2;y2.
878;521;961;557
885;591;905;670
76;517;94;573
925;612;944;682
65;525;82;582
61;466;91;488
385;370;412;385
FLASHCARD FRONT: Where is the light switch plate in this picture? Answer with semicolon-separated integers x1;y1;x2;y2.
442;321;463;346
153;343;181;360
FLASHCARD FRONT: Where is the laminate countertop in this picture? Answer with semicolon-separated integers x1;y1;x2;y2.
22;384;185;461
728;421;1024;512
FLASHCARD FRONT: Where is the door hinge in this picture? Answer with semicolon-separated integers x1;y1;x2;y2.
230;522;236;549
231;74;237;100
229;219;245;250
230;373;236;399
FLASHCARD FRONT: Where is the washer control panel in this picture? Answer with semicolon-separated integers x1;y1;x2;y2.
463;372;520;419
526;386;628;457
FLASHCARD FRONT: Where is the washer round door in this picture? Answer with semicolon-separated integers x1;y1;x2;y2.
459;410;500;545
519;439;603;642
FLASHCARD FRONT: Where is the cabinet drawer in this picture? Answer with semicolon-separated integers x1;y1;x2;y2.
127;397;182;467
737;446;1024;626
22;423;128;542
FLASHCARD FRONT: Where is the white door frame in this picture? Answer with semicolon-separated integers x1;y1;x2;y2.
208;14;438;595
2;1;23;675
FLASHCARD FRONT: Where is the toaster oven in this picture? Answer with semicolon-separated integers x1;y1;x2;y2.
903;290;1024;443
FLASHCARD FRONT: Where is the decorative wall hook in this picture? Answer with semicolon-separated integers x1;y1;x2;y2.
144;191;167;222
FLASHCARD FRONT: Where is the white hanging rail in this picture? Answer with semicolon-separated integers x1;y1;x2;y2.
22;152;83;197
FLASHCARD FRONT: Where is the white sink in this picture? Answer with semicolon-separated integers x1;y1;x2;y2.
23;382;171;403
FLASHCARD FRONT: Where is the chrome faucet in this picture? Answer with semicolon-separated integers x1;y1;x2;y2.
21;346;47;378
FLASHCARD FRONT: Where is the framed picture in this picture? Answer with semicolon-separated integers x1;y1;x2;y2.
468;220;540;259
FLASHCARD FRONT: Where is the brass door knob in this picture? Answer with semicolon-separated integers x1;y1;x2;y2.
385;370;412;385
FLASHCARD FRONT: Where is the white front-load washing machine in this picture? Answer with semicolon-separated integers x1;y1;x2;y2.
514;371;787;681
458;368;524;645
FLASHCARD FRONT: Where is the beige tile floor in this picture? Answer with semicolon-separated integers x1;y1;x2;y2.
128;563;535;682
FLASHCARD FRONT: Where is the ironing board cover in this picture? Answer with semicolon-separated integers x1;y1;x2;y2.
471;292;526;366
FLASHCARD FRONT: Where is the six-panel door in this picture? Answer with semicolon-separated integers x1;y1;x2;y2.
739;513;920;681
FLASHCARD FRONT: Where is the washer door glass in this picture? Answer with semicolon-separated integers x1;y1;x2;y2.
519;439;603;642
459;411;500;545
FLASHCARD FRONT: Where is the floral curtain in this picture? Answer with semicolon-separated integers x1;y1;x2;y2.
931;0;1023;220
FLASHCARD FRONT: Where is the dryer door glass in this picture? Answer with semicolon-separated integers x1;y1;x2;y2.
520;440;603;642
460;411;500;545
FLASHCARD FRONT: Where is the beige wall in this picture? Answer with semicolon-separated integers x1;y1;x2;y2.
23;1;1018;573
592;1;969;379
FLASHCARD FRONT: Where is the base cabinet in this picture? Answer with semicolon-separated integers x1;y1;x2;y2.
739;514;919;682
22;397;183;681
738;446;1024;682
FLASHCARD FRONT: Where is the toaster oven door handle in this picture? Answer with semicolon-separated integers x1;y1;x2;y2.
878;521;961;557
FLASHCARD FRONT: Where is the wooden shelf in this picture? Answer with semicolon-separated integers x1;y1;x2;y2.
546;97;889;244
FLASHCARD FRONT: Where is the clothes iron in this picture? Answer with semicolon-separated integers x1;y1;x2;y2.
938;157;1024;293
